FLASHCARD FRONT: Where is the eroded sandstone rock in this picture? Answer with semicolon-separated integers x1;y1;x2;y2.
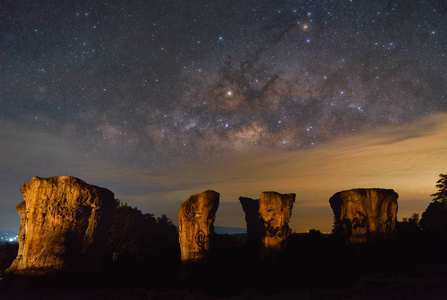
6;176;116;275
259;192;296;250
239;197;264;249
240;192;295;251
329;188;398;244
178;190;219;262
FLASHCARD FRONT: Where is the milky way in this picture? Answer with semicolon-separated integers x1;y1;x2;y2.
1;0;446;166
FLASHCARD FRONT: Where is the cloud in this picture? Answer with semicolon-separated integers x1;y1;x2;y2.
163;113;447;232
0;120;183;230
1;113;446;233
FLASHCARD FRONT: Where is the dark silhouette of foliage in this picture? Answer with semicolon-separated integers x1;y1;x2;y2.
0;242;18;276
395;213;424;263
420;174;447;236
431;173;447;203
418;174;447;263
105;200;180;288
332;215;342;235
8;174;447;297
420;201;447;235
332;214;351;243
397;213;420;234
107;200;157;262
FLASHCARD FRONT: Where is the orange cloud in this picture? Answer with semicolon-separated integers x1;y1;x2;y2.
2;114;446;233
163;113;447;232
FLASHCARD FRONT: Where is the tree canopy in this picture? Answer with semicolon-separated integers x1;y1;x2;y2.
420;173;447;235
107;200;179;268
431;173;447;203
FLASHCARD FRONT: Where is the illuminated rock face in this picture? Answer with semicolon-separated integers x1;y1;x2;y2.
178;190;220;262
240;192;295;251
329;188;398;244
6;176;116;275
259;192;296;250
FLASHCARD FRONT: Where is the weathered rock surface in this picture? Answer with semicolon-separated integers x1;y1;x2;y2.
329;188;398;244
240;192;295;251
259;192;296;250
239;197;264;248
178;190;220;262
6;176;116;275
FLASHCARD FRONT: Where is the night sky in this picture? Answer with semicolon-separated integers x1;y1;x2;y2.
1;0;447;232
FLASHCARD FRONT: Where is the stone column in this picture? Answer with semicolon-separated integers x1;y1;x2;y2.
240;192;295;251
329;188;398;244
178;190;220;262
6;176;116;275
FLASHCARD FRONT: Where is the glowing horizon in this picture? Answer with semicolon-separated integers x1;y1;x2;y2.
1;113;445;233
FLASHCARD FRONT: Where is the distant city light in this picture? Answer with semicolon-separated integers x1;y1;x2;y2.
0;232;19;243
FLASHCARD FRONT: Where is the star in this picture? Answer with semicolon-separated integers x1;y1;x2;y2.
0;0;446;240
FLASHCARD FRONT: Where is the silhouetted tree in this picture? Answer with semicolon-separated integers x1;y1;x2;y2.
147;214;180;272
432;173;447;203
332;215;351;243
307;229;323;239
397;213;420;240
107;200;157;262
420;201;447;235
420;174;447;236
0;242;18;276
106;200;179;276
395;213;424;264
398;213;420;232
408;213;420;224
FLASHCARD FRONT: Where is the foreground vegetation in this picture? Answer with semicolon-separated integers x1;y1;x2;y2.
2;174;447;298
0;242;18;277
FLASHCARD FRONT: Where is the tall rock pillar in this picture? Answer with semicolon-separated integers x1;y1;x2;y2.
240;192;295;251
239;197;264;249
178;190;220;262
329;188;398;244
6;176;116;275
259;192;296;250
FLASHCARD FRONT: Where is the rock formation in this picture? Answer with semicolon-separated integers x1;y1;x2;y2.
178;190;220;262
240;192;295;251
239;197;264;249
6;176;116;275
259;192;296;250
329;188;398;244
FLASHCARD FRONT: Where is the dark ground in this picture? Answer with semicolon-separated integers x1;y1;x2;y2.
2;235;447;299
2;220;447;300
